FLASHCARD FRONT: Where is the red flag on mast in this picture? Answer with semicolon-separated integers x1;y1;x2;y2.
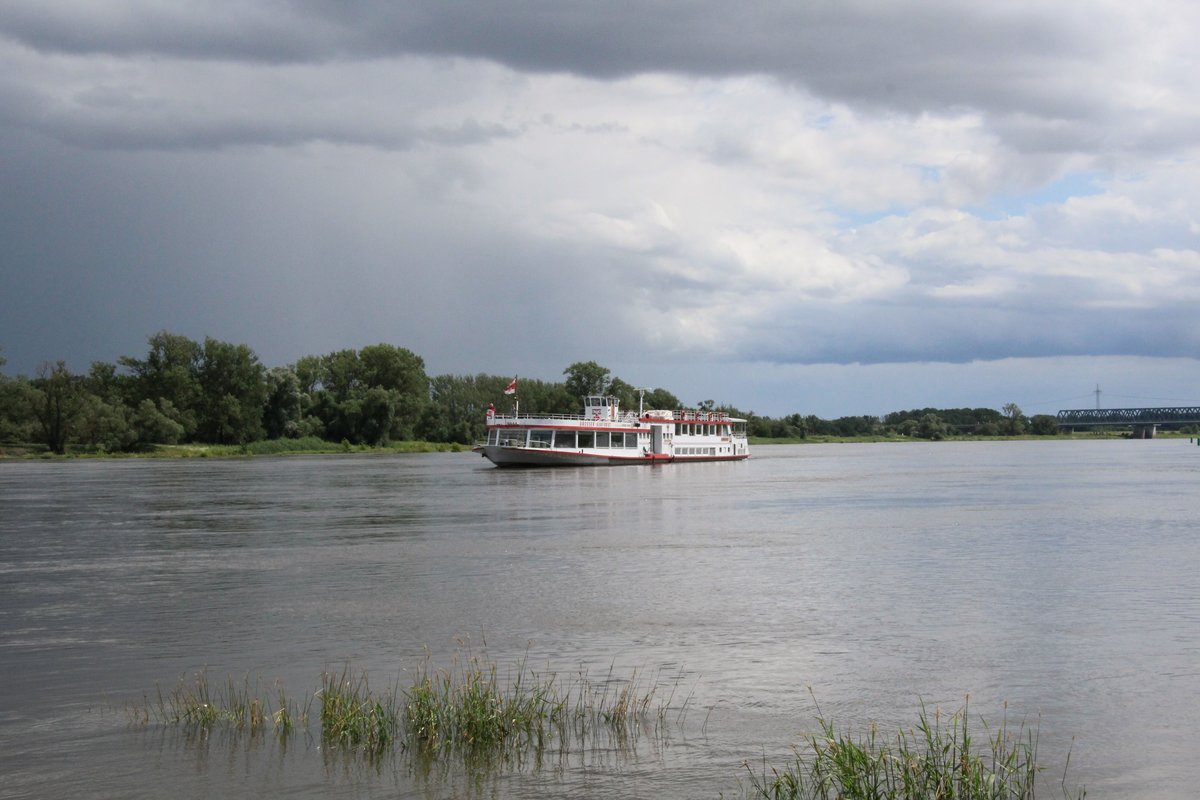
503;376;517;395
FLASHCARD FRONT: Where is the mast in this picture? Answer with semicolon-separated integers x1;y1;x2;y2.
636;387;650;417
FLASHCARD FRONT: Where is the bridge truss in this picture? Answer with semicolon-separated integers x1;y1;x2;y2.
1056;407;1200;426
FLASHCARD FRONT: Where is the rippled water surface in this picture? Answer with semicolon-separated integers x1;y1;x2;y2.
2;441;1198;798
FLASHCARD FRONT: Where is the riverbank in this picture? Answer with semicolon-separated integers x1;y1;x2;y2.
0;436;471;459
5;429;1194;459
751;429;1195;444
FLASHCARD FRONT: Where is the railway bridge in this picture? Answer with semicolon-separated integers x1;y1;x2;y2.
1056;406;1200;438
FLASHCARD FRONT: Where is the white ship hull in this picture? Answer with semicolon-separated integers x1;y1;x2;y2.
477;394;749;468
478;444;747;466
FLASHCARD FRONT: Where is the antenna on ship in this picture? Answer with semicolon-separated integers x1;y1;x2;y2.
636;387;651;417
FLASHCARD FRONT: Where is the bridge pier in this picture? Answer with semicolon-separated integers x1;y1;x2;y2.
1131;424;1157;439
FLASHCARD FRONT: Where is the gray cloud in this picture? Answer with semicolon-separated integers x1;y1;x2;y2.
1;2;1178;154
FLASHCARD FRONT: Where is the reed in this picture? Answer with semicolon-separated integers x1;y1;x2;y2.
140;671;304;735
742;699;1084;800
132;671;1083;795
403;652;580;754
318;667;401;754
133;654;676;761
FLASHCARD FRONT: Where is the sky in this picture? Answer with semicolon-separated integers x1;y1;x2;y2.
2;1;1198;418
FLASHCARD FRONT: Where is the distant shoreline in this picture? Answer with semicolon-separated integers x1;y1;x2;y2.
3;430;1192;460
0;440;470;460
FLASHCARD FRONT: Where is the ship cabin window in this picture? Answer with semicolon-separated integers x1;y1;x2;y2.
529;430;552;448
626;433;639;447
596;432;610;448
577;431;594;448
553;431;576;448
501;428;528;447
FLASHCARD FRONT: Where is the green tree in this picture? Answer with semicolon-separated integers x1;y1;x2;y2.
34;361;81;454
359;344;428;441
418;373;497;444
131;399;186;445
75;393;133;452
119;331;202;438
358;385;396;446
1002;402;1025;436
563;361;610;402
0;372;40;444
1029;414;1060;435
917;412;949;440
643;388;681;411
196;337;268;444
73;361;135;451
606;376;638;413
299;344;428;445
263;366;304;439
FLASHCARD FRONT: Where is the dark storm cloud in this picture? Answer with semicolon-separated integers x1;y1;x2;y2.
0;2;1109;117
3;1;1186;160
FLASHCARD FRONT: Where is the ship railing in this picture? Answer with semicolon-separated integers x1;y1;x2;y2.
488;410;740;424
670;409;734;422
489;412;640;424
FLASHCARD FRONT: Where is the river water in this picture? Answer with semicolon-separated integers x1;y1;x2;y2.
1;441;1197;798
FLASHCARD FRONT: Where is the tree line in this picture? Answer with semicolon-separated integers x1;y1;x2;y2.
1;332;1063;455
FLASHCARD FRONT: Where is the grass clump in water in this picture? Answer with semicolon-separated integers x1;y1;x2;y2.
743;698;1084;800
400;651;671;756
133;651;679;763
404;653;557;752
318;668;401;754
138;670;305;737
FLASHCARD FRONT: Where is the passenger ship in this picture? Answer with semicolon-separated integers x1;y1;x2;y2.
477;394;750;466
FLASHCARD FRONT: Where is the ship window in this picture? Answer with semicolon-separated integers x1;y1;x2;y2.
577;432;594;448
596;432;610;447
624;432;638;448
529;430;552;448
553;431;576;448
